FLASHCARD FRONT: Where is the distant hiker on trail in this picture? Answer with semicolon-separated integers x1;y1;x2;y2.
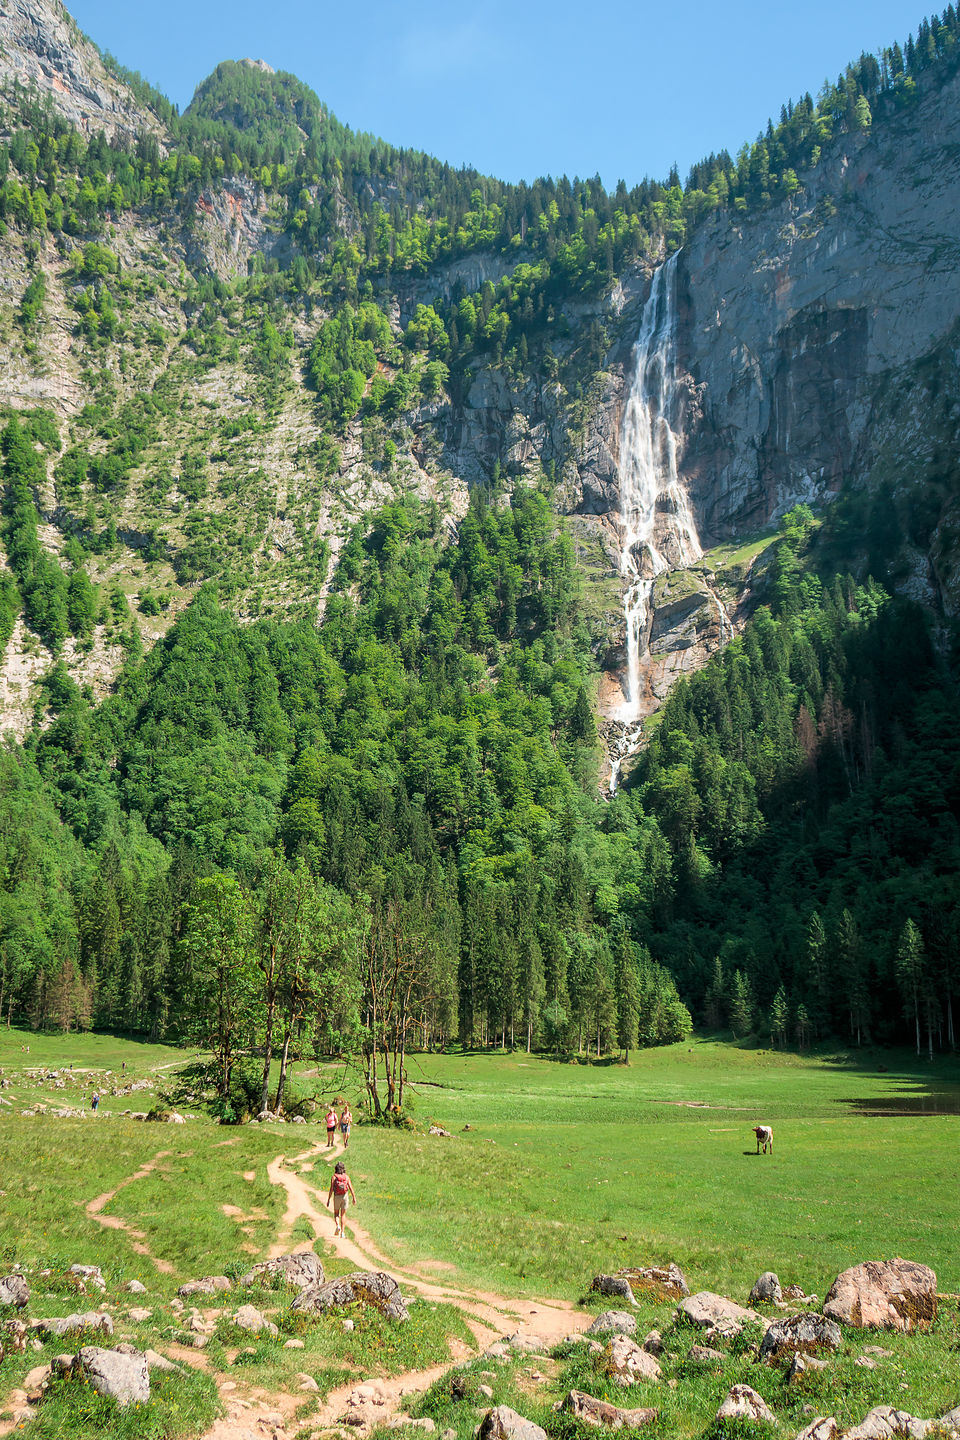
91;1092;100;1112
340;1103;352;1148
325;1105;338;1147
326;1160;356;1237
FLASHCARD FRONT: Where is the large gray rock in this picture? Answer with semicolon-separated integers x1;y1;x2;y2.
678;1292;767;1340
38;1311;113;1338
562;1390;657;1429
73;1346;150;1406
239;1252;324;1292
586;1310;636;1337
759;1313;842;1364
177;1275;232;1298
477;1405;548;1440
591;1274;637;1307
603;1333;661;1384
616;1264;689;1300
292;1270;408;1322
715;1385;775;1424
750;1272;783;1305
233;1304;279;1338
844;1409;940;1440
0;1274;29;1309
823;1259;937;1332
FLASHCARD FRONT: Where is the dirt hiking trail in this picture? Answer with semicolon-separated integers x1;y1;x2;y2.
86;1149;177;1273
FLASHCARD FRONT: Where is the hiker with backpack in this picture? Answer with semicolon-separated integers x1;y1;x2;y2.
326;1160;356;1237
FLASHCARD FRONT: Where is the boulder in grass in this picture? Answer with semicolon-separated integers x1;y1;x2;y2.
787;1353;828;1382
562;1390;658;1429
678;1292;767;1341
2;1318;28;1352
0;1275;29;1309
750;1272;783;1305
715;1385;775;1424
687;1344;727;1365
843;1409;939;1440
38;1311;113;1338
797;1420;839;1440
177;1275;232;1299
586;1310;636;1337
591;1274;637;1307
823;1259;937;1333
68;1265;105;1292
238;1252;324;1292
759;1313;842;1365
477;1405;549;1440
940;1409;960;1434
616;1264;689;1301
603;1333;662;1384
233;1304;279;1338
73;1346;149;1406
292;1270;408;1322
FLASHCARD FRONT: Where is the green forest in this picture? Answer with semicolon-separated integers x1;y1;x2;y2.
0;3;959;1104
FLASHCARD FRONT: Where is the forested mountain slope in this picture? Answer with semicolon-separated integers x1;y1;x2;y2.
0;0;958;1064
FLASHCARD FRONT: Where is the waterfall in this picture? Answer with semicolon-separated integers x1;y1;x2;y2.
609;252;701;790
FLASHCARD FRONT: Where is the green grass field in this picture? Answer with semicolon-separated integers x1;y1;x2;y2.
1;1030;959;1438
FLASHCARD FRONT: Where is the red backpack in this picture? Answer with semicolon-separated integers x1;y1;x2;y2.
333;1172;349;1195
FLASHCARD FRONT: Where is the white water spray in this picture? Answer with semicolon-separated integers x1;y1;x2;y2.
609;252;701;790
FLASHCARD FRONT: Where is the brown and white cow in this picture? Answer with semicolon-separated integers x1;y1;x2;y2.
753;1125;773;1154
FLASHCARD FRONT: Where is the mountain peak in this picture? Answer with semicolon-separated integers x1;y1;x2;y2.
239;58;275;75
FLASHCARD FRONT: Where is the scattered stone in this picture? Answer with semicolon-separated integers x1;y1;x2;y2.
388;1418;436;1431
254;1109;284;1123
759;1313;843;1364
787;1353;828;1382
855;1356;878;1370
69;1264;106;1291
586;1310;636;1337
863;1346;894;1357
615;1264;689;1300
124;1280;148;1294
143;1349;182;1373
342;1318;355;1332
687;1345;727;1365
941;1408;960;1432
428;1125;453;1138
73;1345;150;1406
2;1318;28;1351
844;1408;937;1440
0;1274;29;1309
603;1333;662;1384
750;1273;783;1305
796;1419;839;1440
784;1285;813;1301
21;1364;52;1400
641;1330;663;1356
127;1307;152;1323
477;1405;548;1440
233;1304;279;1337
38;1311;113;1338
562;1389;658;1429
715;1384;775;1424
177;1275;232;1298
503;1333;548;1354
284;1338;305;1349
298;1374;320;1392
678;1292;767;1341
591;1275;638;1307
823;1260;937;1332
239;1252;324;1292
292;1270;409;1322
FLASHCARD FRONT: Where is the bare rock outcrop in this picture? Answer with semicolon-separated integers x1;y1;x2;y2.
177;1275;232;1299
750;1272;783;1305
602;1333;662;1384
71;1345;150;1406
562;1389;658;1429
239;1251;323;1292
586;1310;636;1337
0;1274;29;1308
759;1312;842;1364
715;1384;775;1424
477;1405;548;1440
678;1291;767;1341
292;1269;408;1321
822;1259;937;1332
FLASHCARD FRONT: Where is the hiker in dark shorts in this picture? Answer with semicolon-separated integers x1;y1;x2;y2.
325;1105;338;1147
326;1160;357;1238
340;1103;352;1148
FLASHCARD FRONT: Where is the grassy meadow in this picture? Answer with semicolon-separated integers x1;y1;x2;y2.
1;1029;959;1438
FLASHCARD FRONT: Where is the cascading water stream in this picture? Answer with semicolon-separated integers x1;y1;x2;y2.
609;252;701;793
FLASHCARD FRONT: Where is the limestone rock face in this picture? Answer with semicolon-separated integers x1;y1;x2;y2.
823;1259;937;1332
678;1292;767;1341
292;1270;409;1322
73;1346;150;1406
759;1313;843;1364
562;1389;658;1429
477;1405;548;1440
715;1385;775;1424
239;1252;324;1292
0;0;165;141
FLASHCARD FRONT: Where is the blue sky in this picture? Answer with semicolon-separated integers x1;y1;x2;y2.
68;0;932;188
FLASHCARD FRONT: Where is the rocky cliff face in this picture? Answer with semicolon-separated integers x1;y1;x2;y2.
0;0;164;140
